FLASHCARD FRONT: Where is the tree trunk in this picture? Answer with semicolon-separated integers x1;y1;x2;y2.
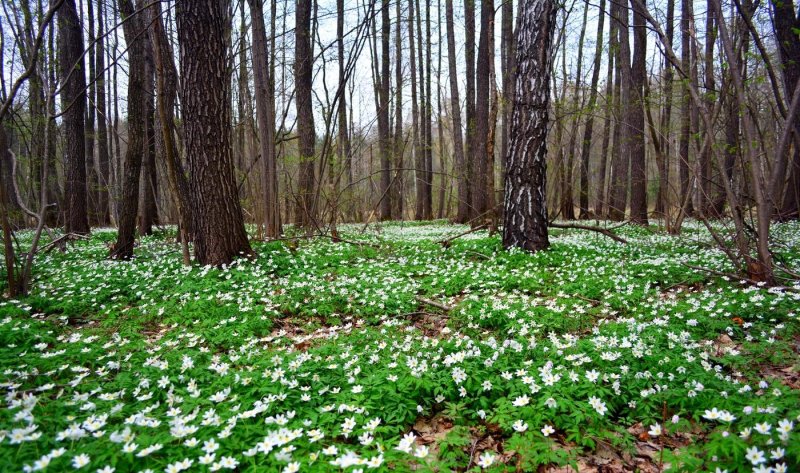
85;0;98;226
58;0;89;235
628;0;649;224
679;0;695;216
96;0;110;225
249;0;281;237
177;0;253;265
138;31;158;237
656;0;675;215
149;0;192;263
337;0;353;221
578;0;605;219
409;0;423;220
446;0;469;223
607;0;631;221
499;0;514;218
473;0;493;220
111;0;146;259
503;0;556;252
464;0;476;219
772;0;800;219
294;0;317;228
596;27;615;217
378;0;392;220
393;0;405;220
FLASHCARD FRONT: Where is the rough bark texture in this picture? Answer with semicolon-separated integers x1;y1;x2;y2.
58;0;89;234
249;0;281;237
464;0;476;219
138;31;158;237
628;0;649;224
772;0;800;219
177;0;253;265
608;0;631;221
473;0;493;219
111;0;146;259
502;0;555;252
579;0;605;219
499;0;513;213
85;0;98;226
149;0;192;242
294;0;316;228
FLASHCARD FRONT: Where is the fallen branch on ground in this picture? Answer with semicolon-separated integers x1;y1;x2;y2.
548;222;628;244
438;224;489;247
415;296;453;312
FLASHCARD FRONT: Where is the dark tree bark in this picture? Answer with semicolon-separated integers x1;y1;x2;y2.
138;32;158;236
473;0;493;220
446;0;469;222
393;0;404;220
628;0;649;224
464;0;476;218
424;0;433;220
58;0;89;234
149;0;192;263
85;0;98;226
378;0;392;220
111;0;147;259
656;0;675;215
699;0;716;216
503;0;556;252
409;0;423;220
96;0;110;225
249;0;281;237
337;0;353;220
596;25;616;217
177;0;253;265
500;0;514;209
608;0;631;221
294;0;317;228
578;0;606;219
771;0;800;219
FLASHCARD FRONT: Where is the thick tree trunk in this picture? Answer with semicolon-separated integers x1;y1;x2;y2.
464;0;476;219
177;0;253;265
499;0;513;215
409;0;423;220
656;0;675;215
294;0;317;228
473;0;493;220
596;30;615;217
138;34;158;236
111;0;147;259
772;0;800;219
578;0;605;219
249;0;281;237
503;0;555;252
58;0;89;235
607;0;631;221
628;0;649;224
150;0;192;262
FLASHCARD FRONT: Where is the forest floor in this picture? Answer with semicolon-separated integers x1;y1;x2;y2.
1;220;800;472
